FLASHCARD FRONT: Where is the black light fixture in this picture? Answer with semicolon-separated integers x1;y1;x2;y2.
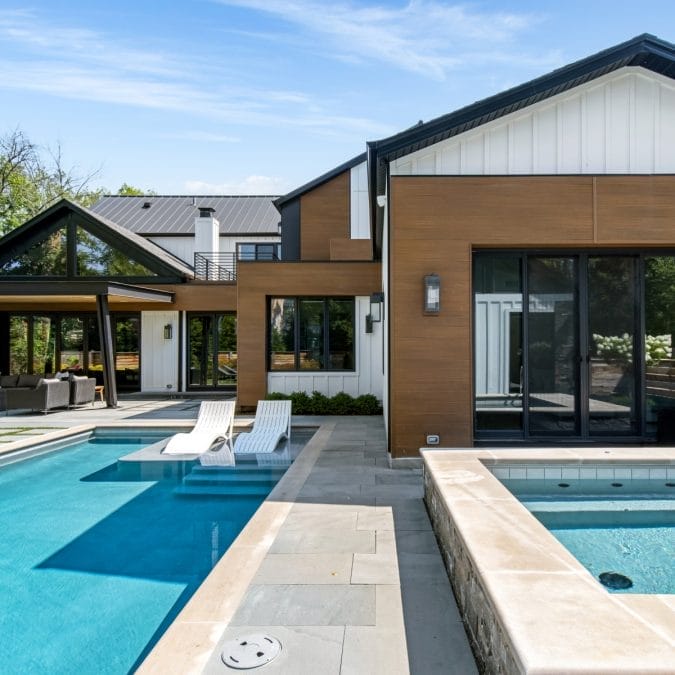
423;274;440;314
163;323;173;340
366;292;384;333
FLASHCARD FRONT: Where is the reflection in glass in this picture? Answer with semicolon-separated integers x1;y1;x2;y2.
328;299;354;369
60;317;84;372
76;227;156;276
645;257;675;435
0;227;67;276
588;257;637;434
32;317;56;375
216;315;237;386
528;257;578;435
270;299;296;370
473;255;523;432
9;316;28;374
115;316;140;389
299;300;324;370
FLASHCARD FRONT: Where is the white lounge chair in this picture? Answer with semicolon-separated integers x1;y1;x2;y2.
162;400;235;457
233;400;292;454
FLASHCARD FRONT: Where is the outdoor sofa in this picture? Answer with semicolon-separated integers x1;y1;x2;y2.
0;374;72;413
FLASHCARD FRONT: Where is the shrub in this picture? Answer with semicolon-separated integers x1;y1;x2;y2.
265;391;382;415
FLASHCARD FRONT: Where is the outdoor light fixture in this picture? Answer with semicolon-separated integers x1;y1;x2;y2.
366;292;384;333
163;323;173;340
423;273;440;314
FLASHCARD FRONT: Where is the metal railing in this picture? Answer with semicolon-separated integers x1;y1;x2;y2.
194;252;237;281
194;251;280;280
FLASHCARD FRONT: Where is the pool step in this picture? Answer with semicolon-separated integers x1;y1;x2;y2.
173;483;272;498
190;466;286;479
183;473;278;488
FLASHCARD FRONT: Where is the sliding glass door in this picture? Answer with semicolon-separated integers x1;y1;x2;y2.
475;252;641;440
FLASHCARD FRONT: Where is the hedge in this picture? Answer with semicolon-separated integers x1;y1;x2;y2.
266;391;382;415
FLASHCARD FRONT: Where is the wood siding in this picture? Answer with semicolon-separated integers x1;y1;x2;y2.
329;238;373;260
236;261;381;409
300;171;350;260
388;175;675;458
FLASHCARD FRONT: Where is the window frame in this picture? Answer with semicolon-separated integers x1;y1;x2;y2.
268;296;356;372
237;242;281;261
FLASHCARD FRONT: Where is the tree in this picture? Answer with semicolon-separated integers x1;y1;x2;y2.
0;128;102;235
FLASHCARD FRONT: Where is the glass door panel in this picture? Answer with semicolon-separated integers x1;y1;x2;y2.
114;316;140;390
189;315;213;387
188;313;236;389
32;316;56;375
216;314;237;387
588;257;638;435
527;257;579;435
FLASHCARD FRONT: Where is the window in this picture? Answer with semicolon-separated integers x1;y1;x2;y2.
269;298;354;371
237;243;280;261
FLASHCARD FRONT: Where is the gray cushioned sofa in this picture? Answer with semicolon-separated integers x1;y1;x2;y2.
0;374;71;413
69;375;97;407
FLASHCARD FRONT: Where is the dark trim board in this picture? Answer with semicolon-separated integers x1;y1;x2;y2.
0;281;174;303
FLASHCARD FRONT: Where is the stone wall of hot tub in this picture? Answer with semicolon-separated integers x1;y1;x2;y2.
424;469;521;674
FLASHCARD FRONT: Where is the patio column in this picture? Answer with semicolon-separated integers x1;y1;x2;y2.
96;294;118;408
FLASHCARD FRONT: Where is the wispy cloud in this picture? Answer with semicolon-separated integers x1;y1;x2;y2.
214;0;544;80
0;9;390;137
185;175;289;194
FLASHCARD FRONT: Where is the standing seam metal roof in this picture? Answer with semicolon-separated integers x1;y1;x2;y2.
91;195;281;236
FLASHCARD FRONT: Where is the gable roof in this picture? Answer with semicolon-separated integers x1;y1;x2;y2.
274;152;367;209
0;198;194;280
91;195;281;236
368;33;675;255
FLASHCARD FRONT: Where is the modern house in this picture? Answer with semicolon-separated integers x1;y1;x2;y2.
2;34;675;462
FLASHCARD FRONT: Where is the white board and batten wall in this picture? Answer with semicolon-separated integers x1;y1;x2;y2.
140;311;180;392
391;68;675;177
268;296;383;399
350;161;370;239
145;235;280;266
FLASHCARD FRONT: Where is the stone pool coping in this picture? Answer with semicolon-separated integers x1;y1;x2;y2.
422;446;675;674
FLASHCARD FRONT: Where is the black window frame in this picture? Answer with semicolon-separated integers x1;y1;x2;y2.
268;296;356;372
237;242;281;261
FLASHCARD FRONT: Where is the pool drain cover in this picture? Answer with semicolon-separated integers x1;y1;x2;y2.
221;634;282;669
599;572;633;590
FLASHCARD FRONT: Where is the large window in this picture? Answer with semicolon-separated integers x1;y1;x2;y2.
188;313;237;388
5;312;140;391
269;298;354;371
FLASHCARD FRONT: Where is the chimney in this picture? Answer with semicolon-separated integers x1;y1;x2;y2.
194;206;220;280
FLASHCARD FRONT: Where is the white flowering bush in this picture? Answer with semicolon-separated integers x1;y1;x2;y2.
593;333;671;365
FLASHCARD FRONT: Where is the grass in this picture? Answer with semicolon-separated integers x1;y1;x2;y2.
0;427;64;443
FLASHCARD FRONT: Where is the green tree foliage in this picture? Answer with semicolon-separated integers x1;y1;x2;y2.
0;129;102;235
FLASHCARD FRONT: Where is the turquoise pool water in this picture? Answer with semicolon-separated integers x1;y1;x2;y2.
0;431;303;674
502;477;675;594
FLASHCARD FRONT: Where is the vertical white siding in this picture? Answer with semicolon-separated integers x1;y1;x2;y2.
391;68;675;176
267;297;383;399
350;161;371;239
140;311;179;392
145;235;280;265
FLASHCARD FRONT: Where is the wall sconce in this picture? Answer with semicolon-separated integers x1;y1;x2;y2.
366;292;384;333
163;323;173;340
423;274;440;314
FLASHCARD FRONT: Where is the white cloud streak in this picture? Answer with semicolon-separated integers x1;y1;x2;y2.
0;9;391;137
185;175;289;194
214;0;543;80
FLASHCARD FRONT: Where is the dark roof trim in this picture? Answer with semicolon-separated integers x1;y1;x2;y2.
274;152;367;208
0;280;174;302
369;34;675;162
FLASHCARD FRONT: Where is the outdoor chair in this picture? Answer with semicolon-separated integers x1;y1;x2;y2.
69;375;97;407
162;400;235;456
233;399;292;454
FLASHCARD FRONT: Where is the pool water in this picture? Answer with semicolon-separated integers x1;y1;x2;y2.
501;477;675;594
0;431;303;674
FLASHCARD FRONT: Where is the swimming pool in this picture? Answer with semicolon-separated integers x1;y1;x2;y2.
499;472;675;594
0;429;309;675
422;448;675;674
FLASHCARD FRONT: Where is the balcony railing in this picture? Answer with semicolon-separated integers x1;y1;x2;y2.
194;250;280;281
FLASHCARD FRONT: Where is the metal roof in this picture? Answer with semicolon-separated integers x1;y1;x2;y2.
91;195;281;236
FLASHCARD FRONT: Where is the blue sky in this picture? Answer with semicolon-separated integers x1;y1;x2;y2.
0;1;673;195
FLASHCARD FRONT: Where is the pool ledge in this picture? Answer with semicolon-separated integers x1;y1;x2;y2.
422;447;675;674
137;421;335;674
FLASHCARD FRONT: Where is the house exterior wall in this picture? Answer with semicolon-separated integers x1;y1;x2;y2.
146;235;280;265
391;69;675;177
350;161;370;239
388;174;675;458
236;261;381;409
140;310;180;392
300;171;350;260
